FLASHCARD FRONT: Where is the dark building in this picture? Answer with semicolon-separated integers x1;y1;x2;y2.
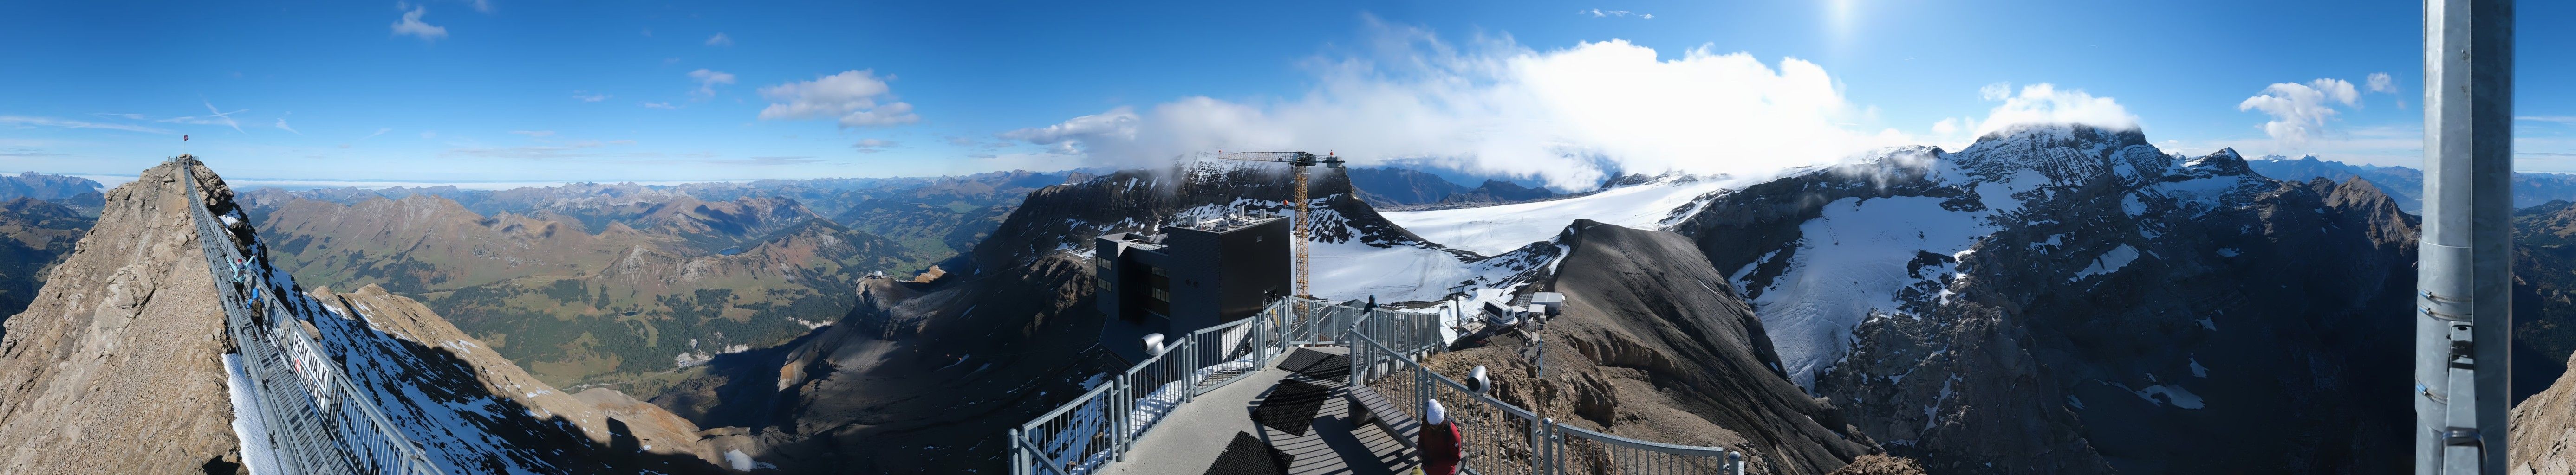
1094;213;1292;364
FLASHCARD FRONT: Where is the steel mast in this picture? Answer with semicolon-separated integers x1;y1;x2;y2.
2416;0;2511;473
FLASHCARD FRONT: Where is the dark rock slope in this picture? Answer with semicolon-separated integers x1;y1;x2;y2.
1677;125;2418;474
1423;220;1873;475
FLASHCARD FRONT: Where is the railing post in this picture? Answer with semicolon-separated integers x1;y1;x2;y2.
1182;339;1196;404
1113;373;1128;462
1009;428;1024;475
1537;417;1552;475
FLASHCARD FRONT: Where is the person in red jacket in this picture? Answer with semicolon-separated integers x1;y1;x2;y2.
1419;399;1463;475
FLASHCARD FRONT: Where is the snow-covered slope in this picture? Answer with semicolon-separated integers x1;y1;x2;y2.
1723;135;2271;389
1383;173;1754;256
1674;124;2418;473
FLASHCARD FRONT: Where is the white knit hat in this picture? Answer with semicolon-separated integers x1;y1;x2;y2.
1426;399;1447;425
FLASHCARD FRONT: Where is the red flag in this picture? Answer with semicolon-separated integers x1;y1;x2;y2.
183;135;189;141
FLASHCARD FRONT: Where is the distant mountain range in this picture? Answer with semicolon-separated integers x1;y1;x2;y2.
1345;166;1557;206
2244;154;2576;212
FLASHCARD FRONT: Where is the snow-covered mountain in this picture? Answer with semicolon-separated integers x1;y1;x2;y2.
1370;125;2416;473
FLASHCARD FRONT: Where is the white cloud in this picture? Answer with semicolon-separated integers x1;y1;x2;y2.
705;33;733;46
998;26;1914;190
274;117;300;135
1581;9;1651;19
2521;116;2576;125
510;130;555;137
572;91;610;102
642;102;677;109
2239;78;2361;149
688;69;735;98
466;0;492;13
1000;108;1137;145
420;130;437;139
1965;83;2139;137
362;127;392;140
755;70;921;128
852;139;898;153
199;100;246;133
2367;72;2397;94
0;116;174;134
391;4;448;41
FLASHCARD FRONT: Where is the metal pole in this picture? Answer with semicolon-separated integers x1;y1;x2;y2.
2418;0;2511;473
1009;428;1025;475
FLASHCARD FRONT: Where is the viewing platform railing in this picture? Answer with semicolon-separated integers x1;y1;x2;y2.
1349;331;1748;475
1013;295;1745;475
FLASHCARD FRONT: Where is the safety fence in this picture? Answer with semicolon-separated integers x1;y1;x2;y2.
1349;327;1749;475
180;158;445;475
1013;297;1448;475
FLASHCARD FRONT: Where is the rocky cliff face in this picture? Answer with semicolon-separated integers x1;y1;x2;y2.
0;160;242;474
1678;125;2418;474
1421;220;1874;475
0;159;728;474
2511;352;2576;475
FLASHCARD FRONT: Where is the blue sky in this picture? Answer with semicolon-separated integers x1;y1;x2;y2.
1;0;2569;187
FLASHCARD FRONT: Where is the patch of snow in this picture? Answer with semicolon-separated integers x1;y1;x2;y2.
1747;196;1992;389
2190;358;2209;378
2072;244;2139;281
2197;318;2217;330
1382;174;1750;256
2215;247;2240;257
223;353;286;475
2066;395;2085;410
2134;384;2206;409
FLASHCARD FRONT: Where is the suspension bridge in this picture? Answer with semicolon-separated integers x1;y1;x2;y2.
178;156;445;475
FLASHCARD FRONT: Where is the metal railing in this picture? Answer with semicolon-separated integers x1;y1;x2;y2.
1349;326;1748;475
1012;299;1301;475
1011;294;1744;475
178;158;445;475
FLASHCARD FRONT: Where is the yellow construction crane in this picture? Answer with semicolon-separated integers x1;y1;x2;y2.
1211;151;1343;298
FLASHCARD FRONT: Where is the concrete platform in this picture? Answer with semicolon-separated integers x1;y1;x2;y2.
1101;347;1418;475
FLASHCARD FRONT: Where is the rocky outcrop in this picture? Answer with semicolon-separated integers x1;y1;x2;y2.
2512;352;2576;475
0;160;240;474
1419;221;1872;475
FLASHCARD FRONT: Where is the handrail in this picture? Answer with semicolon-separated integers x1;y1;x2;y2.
1348;318;1747;475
